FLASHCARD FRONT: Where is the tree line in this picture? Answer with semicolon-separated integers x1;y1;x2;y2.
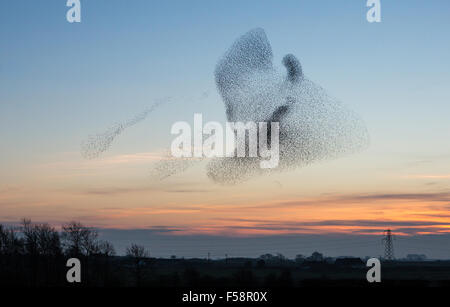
0;219;149;286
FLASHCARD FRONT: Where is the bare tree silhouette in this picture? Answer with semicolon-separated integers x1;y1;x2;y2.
61;221;98;257
126;243;150;286
0;224;23;255
95;240;116;257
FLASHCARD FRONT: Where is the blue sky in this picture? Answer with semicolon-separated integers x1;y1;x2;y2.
1;0;449;162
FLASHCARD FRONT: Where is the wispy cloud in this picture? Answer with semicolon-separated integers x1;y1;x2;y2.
338;192;450;202
403;174;450;179
206;218;450;236
36;151;167;171
80;185;211;196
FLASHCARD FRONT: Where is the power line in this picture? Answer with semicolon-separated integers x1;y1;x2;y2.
382;229;395;260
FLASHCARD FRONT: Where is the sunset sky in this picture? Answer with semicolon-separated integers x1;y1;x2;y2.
1;0;450;258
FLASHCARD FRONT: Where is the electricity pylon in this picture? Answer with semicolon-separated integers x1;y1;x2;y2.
382;229;395;260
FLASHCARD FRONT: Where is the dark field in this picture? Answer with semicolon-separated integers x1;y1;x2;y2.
2;255;450;287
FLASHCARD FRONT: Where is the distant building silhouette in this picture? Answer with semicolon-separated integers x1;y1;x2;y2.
335;257;365;268
405;254;427;261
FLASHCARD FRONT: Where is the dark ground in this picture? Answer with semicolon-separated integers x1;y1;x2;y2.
1;255;449;287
